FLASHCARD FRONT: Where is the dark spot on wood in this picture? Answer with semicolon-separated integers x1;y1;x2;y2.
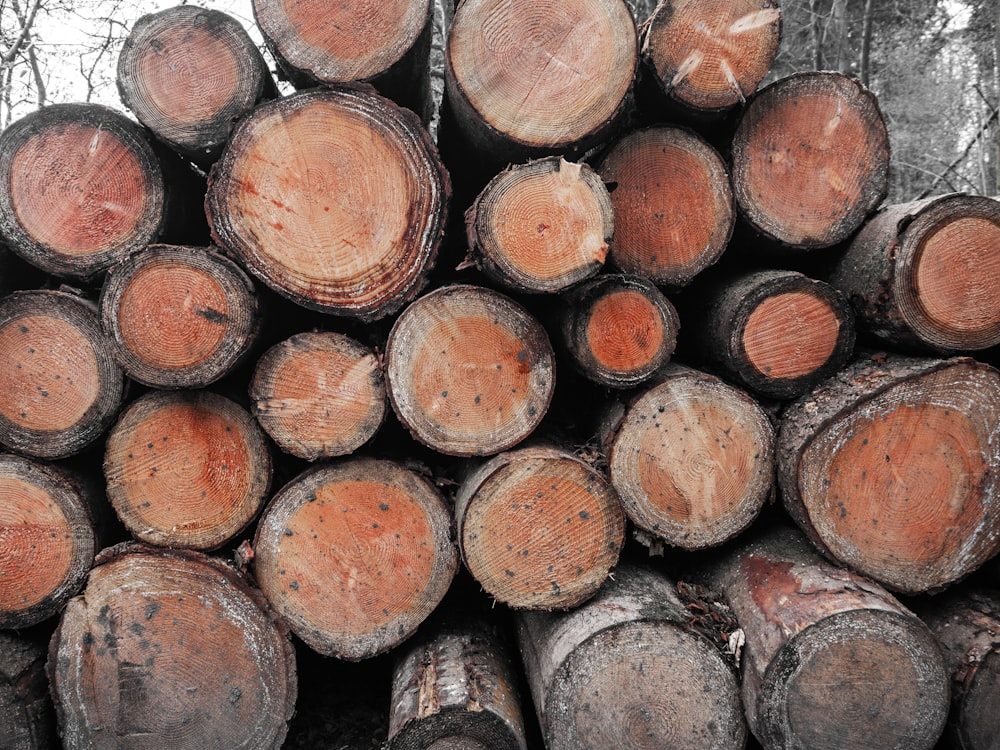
145;602;160;620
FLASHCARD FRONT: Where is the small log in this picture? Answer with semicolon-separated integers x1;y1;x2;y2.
249;331;386;461
445;0;637;164
777;352;1000;594
454;444;624;610
116;5;277;165
731;71;890;249
385;284;555;457
100;244;260;389
560;273;680;389
0;103;169;280
516;562;746;750
252;457;458;660
602;365;774;550
913;586;1000;750
696;268;855;399
640;0;781;116
103;389;272;551
708;524;949;750
464;157;612;294
49;544;297;750
597;125;734;288
0;290;125;460
829;193;1000;352
0;631;56;749
206;86;449;322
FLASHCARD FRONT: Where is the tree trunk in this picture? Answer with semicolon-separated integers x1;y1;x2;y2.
597;125;734;288
103;389;272;551
384;284;555;457
0;631;56;749
99;244;261;389
206;86;449;322
252;457;458;660
249;331;387;461
731;71;890;249
464;156;612;294
0;289;125;460
829;193;1000;353
601;364;774;550
454;444;624;611
516;562;746;750
559;272;679;389
640;0;780;114
0;103;169;280
116;5;277;165
695;268;855;399
777;352;1000;594
707;524;949;750
48;543;297;750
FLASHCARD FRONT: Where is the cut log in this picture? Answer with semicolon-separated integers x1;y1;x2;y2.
99;244;260;389
731;71;890;249
48;543;297;750
103;389;272;551
829;193;1000;352
252;457;458;660
560;273;680;389
696;268;855;399
0;103;169;280
116;5;277;165
454;444;624;610
206;86;449;322
388;603;527;750
249;331;386;461
445;0;637;164
913;586;1000;750
777;352;1000;594
0;631;56;750
463;157;612;294
516;562;746;750
597;125;734;288
0;289;125;460
708;524;949;750
385;284;555;457
640;0;781;116
602;364;774;550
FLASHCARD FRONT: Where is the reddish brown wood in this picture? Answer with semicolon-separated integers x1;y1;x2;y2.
49;544;297;750
0;631;56;750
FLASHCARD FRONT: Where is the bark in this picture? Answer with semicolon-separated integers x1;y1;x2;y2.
829;193;1000;353
777;352;1000;594
116;5;277;165
48;543;297;750
516;562;747;750
252;457;458;660
103;389;272;551
384;284;555;457
597;125;734;288
206;86;450;322
731;71;890;249
0;631;56;749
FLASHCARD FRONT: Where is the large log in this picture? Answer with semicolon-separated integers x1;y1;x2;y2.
206;86;450;322
516;562;746;750
48;544;297;750
0;631;56;749
777;352;1000;594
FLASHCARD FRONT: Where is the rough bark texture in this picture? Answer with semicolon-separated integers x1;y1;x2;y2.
48;544;297;750
829;193;1000;353
206;86;449;322
516;562;746;750
709;524;949;750
777;352;1000;594
252;457;458;660
116;5;277;164
0;631;56;750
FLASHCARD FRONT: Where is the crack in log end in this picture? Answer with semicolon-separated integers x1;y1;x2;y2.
193;306;228;324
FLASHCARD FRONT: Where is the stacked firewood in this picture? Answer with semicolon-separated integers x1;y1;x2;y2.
1;1;999;749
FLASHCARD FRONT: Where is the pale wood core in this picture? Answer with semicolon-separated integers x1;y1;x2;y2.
585;290;666;374
743;291;841;380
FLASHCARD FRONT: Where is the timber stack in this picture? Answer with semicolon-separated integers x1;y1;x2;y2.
0;1;998;748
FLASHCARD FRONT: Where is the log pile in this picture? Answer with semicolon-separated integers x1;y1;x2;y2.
1;1;998;749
